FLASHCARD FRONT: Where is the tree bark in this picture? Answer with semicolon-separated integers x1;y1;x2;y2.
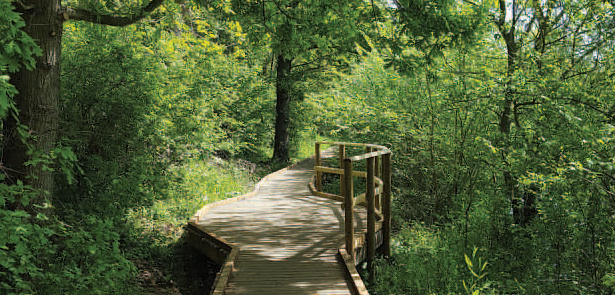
272;54;292;163
4;0;63;209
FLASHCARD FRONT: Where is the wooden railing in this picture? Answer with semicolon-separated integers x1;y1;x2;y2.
310;142;392;276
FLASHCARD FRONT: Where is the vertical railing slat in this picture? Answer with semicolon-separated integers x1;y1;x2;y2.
366;156;376;277
343;158;354;261
315;142;322;192
339;144;346;197
382;153;392;257
375;155;381;210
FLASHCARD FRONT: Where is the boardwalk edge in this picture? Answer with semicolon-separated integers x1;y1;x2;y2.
185;222;237;295
338;248;370;295
210;247;239;295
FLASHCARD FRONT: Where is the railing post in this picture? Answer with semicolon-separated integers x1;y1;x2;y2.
339;144;345;196
382;153;392;257
315;142;322;192
343;158;354;261
366;156;376;278
375;155;381;210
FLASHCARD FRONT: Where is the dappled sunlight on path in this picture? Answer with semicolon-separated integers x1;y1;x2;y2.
189;151;367;294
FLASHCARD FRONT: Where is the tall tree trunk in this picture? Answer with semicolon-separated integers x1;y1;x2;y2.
4;0;62;209
496;0;530;226
272;54;292;163
497;3;536;226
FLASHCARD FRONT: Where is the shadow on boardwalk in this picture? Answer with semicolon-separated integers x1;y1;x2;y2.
189;154;367;295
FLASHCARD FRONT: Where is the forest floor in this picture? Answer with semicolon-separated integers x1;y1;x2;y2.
133;240;220;295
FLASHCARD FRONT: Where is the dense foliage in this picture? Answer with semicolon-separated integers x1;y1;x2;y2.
310;1;615;292
2;2;264;294
2;0;615;294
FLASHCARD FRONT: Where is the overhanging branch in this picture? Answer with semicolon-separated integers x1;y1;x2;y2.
64;0;165;27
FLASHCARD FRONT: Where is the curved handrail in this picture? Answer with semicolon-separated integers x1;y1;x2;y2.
310;141;392;278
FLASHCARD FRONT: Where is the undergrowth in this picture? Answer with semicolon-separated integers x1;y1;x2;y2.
125;158;253;248
121;156;257;294
369;223;496;295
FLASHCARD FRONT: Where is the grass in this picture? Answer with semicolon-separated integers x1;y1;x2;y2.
126;158;255;245
290;131;333;162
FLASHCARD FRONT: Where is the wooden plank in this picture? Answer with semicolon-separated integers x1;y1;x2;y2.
348;150;391;162
231;275;348;282
185;223;232;265
318;141;386;150
315;166;344;175
339;144;346;196
374;156;381;210
314;166;368;178
226;287;350;295
311;190;344;202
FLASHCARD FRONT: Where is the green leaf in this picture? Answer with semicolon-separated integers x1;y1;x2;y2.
465;253;473;269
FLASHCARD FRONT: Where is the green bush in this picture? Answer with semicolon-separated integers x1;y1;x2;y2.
1;190;135;295
372;223;464;294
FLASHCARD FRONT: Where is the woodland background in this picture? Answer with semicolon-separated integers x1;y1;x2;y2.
2;0;615;294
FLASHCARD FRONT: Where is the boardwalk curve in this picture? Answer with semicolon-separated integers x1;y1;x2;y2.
187;149;370;294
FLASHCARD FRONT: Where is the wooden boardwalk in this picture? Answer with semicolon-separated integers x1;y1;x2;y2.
187;151;370;295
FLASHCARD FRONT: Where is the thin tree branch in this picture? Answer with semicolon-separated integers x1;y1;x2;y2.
563;67;599;80
64;0;165;27
515;100;539;108
272;0;300;21
555;96;615;122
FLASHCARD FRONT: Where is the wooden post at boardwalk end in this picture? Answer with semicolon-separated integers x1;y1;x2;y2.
315;142;322;191
343;158;354;261
339;144;346;197
366;156;376;278
382;152;392;257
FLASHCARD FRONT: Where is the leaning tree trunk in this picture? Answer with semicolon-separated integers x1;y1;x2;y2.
272;54;292;163
4;0;62;209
